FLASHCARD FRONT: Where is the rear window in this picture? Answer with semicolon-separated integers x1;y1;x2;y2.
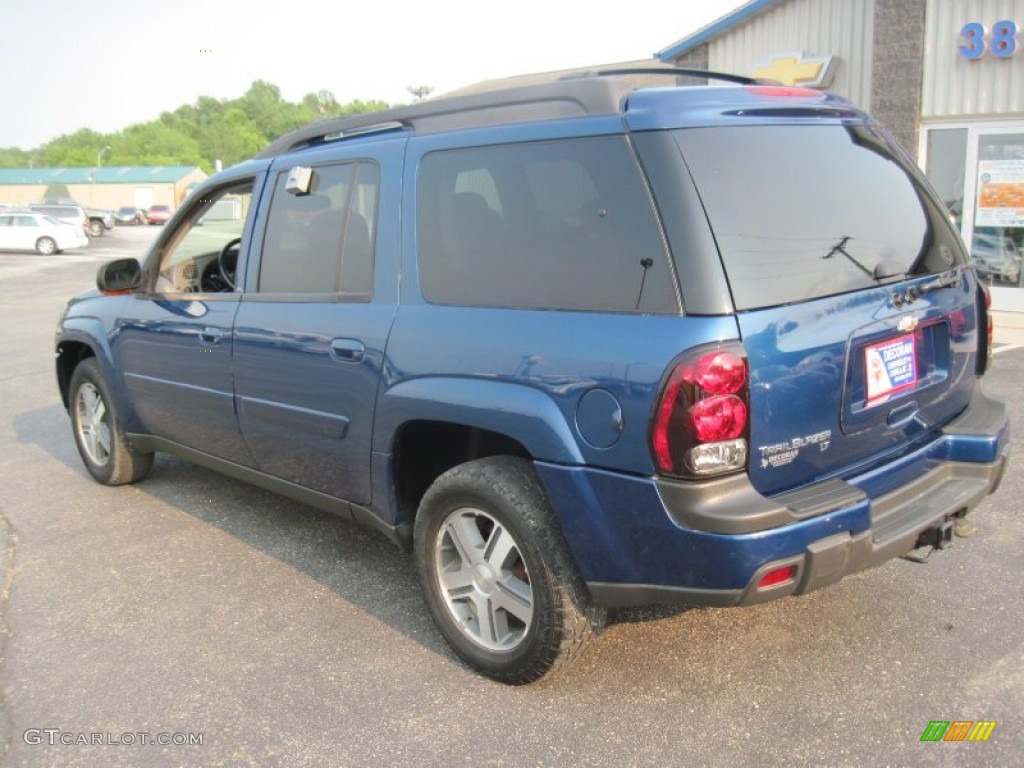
673;125;964;311
417;136;678;314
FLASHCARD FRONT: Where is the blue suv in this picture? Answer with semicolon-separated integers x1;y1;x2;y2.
56;67;1009;683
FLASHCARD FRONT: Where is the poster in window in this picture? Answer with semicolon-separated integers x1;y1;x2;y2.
976;159;1024;228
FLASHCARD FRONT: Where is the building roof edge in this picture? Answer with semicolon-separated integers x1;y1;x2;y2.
656;0;781;60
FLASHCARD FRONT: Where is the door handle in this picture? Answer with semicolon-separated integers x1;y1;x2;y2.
330;338;365;363
199;327;224;345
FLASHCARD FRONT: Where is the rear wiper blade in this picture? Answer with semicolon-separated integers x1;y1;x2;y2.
891;272;962;308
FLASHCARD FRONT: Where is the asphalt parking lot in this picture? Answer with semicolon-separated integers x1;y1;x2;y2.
0;228;1021;767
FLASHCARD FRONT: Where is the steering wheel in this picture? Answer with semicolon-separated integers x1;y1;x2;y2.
218;237;242;290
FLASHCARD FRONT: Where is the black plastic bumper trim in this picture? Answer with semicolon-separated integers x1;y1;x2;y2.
656;473;867;535
591;453;1007;609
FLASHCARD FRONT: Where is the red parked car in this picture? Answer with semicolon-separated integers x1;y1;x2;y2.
146;205;172;225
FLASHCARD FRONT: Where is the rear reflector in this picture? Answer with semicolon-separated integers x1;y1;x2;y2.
758;565;797;589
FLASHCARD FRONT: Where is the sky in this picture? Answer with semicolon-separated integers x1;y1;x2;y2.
0;0;748;150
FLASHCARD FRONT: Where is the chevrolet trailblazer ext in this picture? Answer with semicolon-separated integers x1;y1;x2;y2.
56;67;1008;683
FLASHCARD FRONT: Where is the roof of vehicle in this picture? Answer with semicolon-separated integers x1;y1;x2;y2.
257;65;759;159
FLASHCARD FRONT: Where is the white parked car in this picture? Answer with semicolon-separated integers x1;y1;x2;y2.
972;231;1021;285
0;211;89;254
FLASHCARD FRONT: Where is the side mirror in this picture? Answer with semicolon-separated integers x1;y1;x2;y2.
97;258;142;295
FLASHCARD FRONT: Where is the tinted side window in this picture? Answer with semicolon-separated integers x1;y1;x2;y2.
417;137;677;314
343;162;378;294
259;161;377;296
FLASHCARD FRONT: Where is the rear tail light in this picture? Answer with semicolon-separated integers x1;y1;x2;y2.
651;344;749;478
977;281;993;375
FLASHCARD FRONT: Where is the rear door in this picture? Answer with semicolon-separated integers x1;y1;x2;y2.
232;142;402;504
671;122;980;496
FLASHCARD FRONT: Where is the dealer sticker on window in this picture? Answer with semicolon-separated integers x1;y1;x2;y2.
865;333;917;403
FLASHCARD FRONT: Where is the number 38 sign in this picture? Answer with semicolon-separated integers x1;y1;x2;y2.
960;20;1020;59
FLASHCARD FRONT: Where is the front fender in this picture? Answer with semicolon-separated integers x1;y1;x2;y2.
373;376;584;464
55;310;145;433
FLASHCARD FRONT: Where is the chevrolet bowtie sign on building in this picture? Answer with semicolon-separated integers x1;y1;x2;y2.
751;51;837;87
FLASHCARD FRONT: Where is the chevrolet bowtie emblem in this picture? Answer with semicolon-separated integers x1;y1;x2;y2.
751;52;837;88
898;315;919;332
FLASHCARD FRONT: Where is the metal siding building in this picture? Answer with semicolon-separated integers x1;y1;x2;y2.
706;0;875;111
921;0;1024;118
658;0;1024;315
0;166;207;210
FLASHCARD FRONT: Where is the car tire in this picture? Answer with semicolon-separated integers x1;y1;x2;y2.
87;219;104;237
35;237;57;255
414;455;605;684
69;358;153;485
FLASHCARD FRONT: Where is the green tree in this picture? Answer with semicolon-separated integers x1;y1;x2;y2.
0;147;33;167
3;81;394;172
114;122;205;168
336;98;391;117
197;107;264;169
39;128;108;167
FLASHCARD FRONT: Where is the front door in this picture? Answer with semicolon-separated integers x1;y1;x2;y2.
113;175;260;465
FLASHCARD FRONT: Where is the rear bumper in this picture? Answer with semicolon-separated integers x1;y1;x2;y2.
536;387;1008;608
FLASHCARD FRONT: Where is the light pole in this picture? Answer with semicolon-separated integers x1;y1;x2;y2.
94;145;111;209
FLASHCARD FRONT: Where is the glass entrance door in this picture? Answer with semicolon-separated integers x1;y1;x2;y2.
923;122;1024;312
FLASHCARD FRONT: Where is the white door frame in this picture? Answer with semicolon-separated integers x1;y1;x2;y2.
920;119;1024;312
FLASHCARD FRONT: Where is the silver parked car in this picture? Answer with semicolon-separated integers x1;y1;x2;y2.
27;203;91;233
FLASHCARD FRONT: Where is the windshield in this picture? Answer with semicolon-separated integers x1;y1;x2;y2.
673;125;965;310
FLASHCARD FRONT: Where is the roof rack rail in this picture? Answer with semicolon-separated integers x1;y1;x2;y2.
255;66;758;159
255;78;634;159
563;65;758;86
257;120;409;159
